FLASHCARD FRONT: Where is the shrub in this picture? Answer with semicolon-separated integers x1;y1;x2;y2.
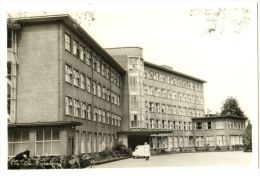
215;145;221;151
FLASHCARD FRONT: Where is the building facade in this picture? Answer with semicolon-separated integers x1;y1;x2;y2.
8;15;125;157
7;15;247;157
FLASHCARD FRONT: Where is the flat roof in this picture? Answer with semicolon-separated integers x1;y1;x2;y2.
145;61;206;83
8;14;126;74
192;115;247;121
8;121;82;128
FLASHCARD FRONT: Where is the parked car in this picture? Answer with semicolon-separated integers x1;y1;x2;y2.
132;144;151;160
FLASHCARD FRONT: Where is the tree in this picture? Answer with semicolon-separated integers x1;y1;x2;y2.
243;120;252;152
220;97;245;117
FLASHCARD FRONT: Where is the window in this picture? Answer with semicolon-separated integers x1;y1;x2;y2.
93;107;97;121
106;66;110;79
101;63;106;76
65;64;73;83
97;84;101;97
216;135;225;146
205;136;214;146
216;121;225;129
155;103;160;113
107;89;110;102
96;59;101;73
86;51;91;66
73;69;80;87
65;33;71;51
86;77;91;93
150;119;155;129
87;104;91;120
131;114;138;127
79;45;84;61
92;81;96;95
35;128;60;156
161;104;166;114
102;87;107;100
98;108;102;122
196;136;204;147
74;99;80;117
195;122;202;130
8;129;30;157
102;110;106;123
205;122;212;130
65;96;73;116
129;77;138;92
80;73;85;90
230;135;243;145
81;132;86;154
72;39;79;57
149;102;154;112
81;102;86;118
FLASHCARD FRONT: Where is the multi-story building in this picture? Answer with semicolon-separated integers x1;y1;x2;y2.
192;115;246;149
7;14;247;157
106;47;206;150
8;14;125;157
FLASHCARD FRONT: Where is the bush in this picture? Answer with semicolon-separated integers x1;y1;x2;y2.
215;145;221;151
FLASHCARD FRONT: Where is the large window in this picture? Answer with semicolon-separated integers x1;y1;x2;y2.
216;135;225;146
65;33;71;51
65;96;73;116
87;104;91;120
131;114;138;127
195;122;202;130
8;129;30;156
216;121;225;130
196;136;204;147
74;99;80;117
35;128;60;156
80;73;85;90
130;95;139;111
65;64;73;83
73;69;80;87
86;77;91;93
79;45;84;61
230;135;243;145
205;122;212;130
72;39;78;57
205;136;214;146
81;102;86;118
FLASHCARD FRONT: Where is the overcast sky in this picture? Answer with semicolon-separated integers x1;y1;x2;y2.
81;2;257;120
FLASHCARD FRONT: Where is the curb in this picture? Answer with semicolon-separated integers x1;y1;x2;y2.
95;156;131;165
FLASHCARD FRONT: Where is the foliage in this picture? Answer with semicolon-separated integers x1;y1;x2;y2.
220;97;245;117
243;120;252;152
215;145;221;151
112;142;132;156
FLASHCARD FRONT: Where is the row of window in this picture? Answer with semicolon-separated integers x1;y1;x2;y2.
65;33;121;87
75;131;115;154
65;96;121;126
8;128;117;156
144;68;203;92
195;121;245;130
146;120;193;130
65;64;120;107
144;85;203;105
145;101;204;117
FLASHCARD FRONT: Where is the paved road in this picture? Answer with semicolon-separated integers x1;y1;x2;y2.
95;151;252;168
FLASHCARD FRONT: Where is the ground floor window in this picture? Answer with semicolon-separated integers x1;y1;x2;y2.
205;136;214;146
8;129;30;157
196;136;204;147
35;127;60;156
81;131;86;154
216;135;226;146
230;135;243;145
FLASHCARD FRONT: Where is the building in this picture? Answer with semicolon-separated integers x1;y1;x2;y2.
8;14;125;157
7;14;247;157
192;115;246;149
106;47;206;150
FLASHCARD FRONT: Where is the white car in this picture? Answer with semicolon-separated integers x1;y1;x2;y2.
132;145;151;160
